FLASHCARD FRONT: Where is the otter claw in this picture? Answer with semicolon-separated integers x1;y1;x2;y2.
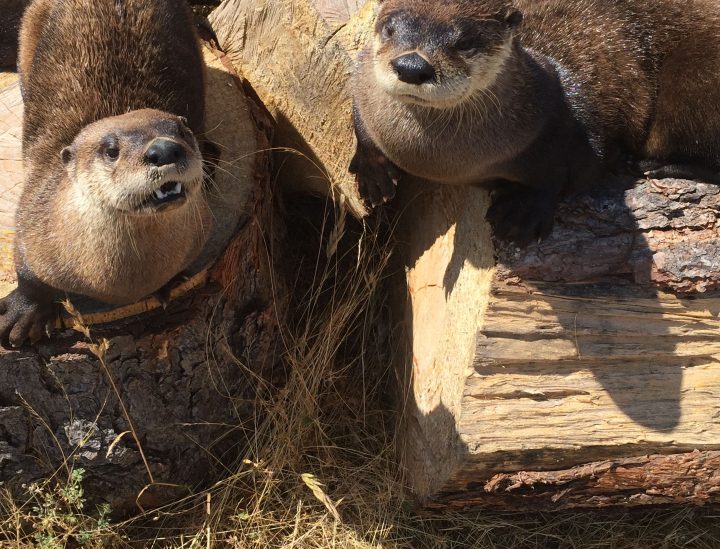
151;291;171;310
0;290;57;349
350;148;402;208
487;188;558;248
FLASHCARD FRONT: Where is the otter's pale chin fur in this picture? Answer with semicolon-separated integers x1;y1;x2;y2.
67;165;204;216
67;157;204;215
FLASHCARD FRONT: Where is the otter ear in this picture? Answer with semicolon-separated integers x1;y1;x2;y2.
60;146;73;164
504;9;523;29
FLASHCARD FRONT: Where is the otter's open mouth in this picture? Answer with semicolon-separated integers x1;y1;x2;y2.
139;181;187;211
399;93;432;104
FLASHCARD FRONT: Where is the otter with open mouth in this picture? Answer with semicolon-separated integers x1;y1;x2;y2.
45;108;210;305
0;0;213;348
351;0;720;245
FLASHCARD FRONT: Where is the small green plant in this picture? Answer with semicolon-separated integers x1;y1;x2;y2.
27;468;113;548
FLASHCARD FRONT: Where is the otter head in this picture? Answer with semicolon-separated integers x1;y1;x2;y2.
371;0;522;108
60;108;205;215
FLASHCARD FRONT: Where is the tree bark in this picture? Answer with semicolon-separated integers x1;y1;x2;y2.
0;45;281;517
428;451;720;511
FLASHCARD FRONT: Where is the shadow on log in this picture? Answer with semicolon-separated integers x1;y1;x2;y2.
0;45;282;517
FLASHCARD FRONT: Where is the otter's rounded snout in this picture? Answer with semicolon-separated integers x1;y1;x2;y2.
391;52;436;85
144;138;186;167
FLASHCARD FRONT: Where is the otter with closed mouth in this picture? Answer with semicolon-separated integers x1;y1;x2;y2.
0;0;213;348
351;0;720;245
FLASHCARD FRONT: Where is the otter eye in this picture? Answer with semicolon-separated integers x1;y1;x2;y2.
100;138;120;161
105;146;119;160
456;36;480;52
381;22;395;40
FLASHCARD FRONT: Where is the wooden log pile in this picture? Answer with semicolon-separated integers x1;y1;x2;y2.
211;0;720;511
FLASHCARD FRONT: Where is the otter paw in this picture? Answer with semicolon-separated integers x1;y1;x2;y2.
350;150;402;207
633;160;720;185
487;189;557;247
0;290;57;349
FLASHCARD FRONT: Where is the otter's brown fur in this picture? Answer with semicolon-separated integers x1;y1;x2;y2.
351;0;720;244
0;0;211;347
27;108;210;304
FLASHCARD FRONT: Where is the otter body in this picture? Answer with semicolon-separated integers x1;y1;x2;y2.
0;0;211;347
352;0;720;243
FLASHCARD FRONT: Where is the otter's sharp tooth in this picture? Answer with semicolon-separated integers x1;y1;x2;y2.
155;189;165;199
173;182;182;194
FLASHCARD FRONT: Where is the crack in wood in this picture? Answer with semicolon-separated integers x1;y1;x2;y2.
466;389;592;402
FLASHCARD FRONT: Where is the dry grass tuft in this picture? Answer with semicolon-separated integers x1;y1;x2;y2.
2;195;720;548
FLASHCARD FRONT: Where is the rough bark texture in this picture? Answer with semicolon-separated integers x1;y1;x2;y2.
0;46;280;517
427;451;720;511
496;178;720;293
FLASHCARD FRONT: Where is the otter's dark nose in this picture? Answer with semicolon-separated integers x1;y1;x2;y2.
391;53;436;85
144;139;186;166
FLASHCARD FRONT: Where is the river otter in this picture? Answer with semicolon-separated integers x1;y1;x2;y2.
351;0;720;245
0;0;212;348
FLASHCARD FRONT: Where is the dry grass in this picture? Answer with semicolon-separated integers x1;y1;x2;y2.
1;195;720;548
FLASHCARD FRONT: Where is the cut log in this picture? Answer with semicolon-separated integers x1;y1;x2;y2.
0;45;280;516
214;0;720;511
0;71;22;299
399;177;720;510
209;0;374;218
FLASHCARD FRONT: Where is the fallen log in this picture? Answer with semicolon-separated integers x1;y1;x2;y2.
213;0;720;511
431;451;720;511
399;177;720;510
0;45;280;516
